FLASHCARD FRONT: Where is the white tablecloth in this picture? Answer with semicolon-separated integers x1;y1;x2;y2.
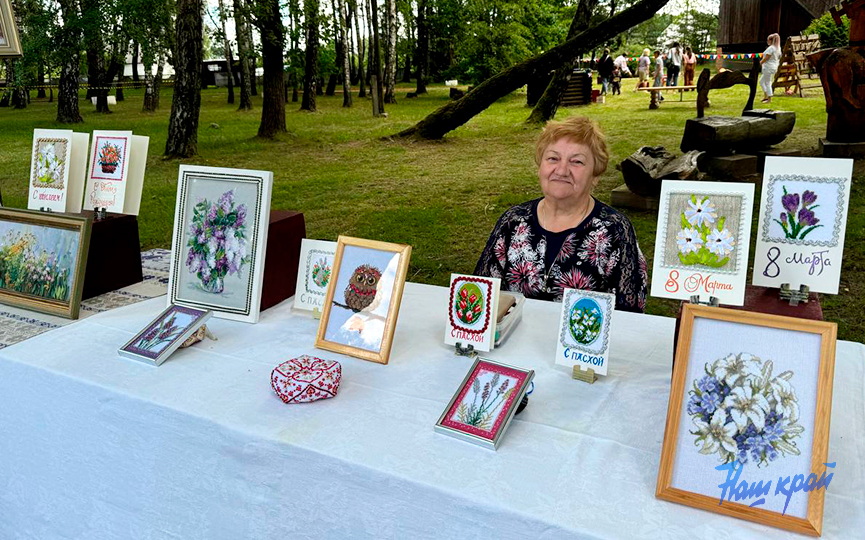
0;283;862;539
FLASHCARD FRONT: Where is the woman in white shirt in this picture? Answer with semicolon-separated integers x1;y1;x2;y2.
760;33;782;103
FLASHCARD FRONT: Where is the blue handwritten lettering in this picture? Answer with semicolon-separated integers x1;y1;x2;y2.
718;461;836;515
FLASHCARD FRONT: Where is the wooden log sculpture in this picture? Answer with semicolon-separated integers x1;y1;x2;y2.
807;0;865;143
619;146;703;197
683;57;794;155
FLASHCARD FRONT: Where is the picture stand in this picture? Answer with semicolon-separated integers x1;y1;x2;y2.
259;210;306;311
311;307;322;320
454;342;477;358
38;208;54;213
80;210;143;300
779;283;811;306
688;295;719;307
572;365;597;384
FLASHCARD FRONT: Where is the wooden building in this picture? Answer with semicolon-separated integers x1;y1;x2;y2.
717;0;836;52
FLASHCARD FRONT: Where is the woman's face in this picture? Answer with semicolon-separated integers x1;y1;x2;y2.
538;138;597;204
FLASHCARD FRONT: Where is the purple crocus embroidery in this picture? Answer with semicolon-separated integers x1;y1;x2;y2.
774;186;823;240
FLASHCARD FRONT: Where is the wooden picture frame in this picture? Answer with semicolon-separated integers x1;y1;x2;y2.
168;165;273;323
435;357;534;450
0;0;23;58
119;305;211;366
315;236;411;364
0;208;91;318
657;304;837;536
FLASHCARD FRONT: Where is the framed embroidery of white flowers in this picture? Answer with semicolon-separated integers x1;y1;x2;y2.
555;288;614;375
752;156;853;294
651;180;755;305
657;304;837;536
168;165;273;323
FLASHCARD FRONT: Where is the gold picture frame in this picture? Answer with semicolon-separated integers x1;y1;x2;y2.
656;304;837;536
0;208;92;319
315;236;411;364
0;0;23;58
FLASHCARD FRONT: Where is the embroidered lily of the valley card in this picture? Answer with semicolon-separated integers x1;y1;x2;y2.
293;238;337;312
444;274;500;353
752;157;853;294
555;288;614;375
651;180;755;305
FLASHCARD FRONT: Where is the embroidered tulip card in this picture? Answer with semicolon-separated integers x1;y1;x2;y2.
27;129;89;213
752;157;853;294
293;239;337;312
444;274;501;353
555;288;614;376
651;180;755;306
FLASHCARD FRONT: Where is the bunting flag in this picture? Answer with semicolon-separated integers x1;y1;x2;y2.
602;53;765;62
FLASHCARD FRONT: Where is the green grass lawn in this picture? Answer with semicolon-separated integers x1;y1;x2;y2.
1;75;862;341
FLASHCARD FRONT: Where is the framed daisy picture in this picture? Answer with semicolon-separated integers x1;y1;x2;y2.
435;357;534;450
651;180;755;305
656;304;837;536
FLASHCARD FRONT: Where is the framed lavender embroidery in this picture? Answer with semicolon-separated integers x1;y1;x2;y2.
119;305;211;366
753;157;853;294
657;304;837;536
651;180;754;306
168;165;273;323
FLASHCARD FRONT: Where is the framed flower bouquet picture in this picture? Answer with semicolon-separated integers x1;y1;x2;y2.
0;0;23;57
315;236;411;364
435;357;534;450
651;180;754;306
119;305;211;366
752;156;853;294
0;208;91;318
656;304;837;536
168;165;273;323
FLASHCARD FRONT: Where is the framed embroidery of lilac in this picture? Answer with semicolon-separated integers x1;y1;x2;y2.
293;239;337;312
657;304;837;536
0;0;23;57
444;274;500;352
119;305;211;366
555;289;614;376
651;181;754;306
753;157;853;294
168;165;273;323
435;357;534;450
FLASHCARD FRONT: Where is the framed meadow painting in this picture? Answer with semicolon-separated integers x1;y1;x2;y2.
119;305;211;366
555;288;614;376
752;156;853;294
168;165;273;323
0;0;22;57
315;236;411;364
293;238;337;312
443;273;500;353
651;180;755;306
656;304;837;536
435;357;534;450
0;208;91;318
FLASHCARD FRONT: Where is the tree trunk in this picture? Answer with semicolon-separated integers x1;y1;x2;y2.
351;0;366;97
245;1;257;96
415;0;428;94
37;64;47;98
383;0;397;103
526;0;598;124
116;77;124;101
393;0;669;139
401;8;413;83
154;58;164;110
325;74;337;95
233;0;253;110
301;0;320;111
132;41;140;87
57;0;83;124
218;0;235;104
370;0;384;114
257;0;287;137
10;61;27;109
165;0;204;158
336;0;352;106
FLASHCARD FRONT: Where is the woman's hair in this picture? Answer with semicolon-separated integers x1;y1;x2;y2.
642;48;650;56
685;46;693;54
767;33;781;49
534;116;609;177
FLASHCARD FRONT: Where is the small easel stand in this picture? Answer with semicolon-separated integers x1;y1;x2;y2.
779;283;810;307
572;365;597;384
312;308;322;320
454;343;477;358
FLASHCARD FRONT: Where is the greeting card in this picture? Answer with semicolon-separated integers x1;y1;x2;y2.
555;288;614;376
443;273;500;353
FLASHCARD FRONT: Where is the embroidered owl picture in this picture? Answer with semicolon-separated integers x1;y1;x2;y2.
343;264;382;312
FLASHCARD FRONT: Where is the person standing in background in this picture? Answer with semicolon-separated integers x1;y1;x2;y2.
760;33;782;103
666;42;682;86
635;48;651;90
614;52;632;77
683;46;697;88
652;50;665;100
597;48;615;95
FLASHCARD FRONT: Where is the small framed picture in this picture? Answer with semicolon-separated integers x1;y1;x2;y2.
119;305;212;366
315;236;411;364
168;165;273;323
0;207;91;318
435;358;534;450
0;0;23;57
656;304;837;536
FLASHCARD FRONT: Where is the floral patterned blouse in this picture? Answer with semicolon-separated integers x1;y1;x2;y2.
474;198;648;312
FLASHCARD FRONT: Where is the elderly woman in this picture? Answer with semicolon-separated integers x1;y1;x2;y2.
474;116;647;312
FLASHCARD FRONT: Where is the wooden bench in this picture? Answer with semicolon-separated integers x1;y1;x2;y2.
637;85;697;109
